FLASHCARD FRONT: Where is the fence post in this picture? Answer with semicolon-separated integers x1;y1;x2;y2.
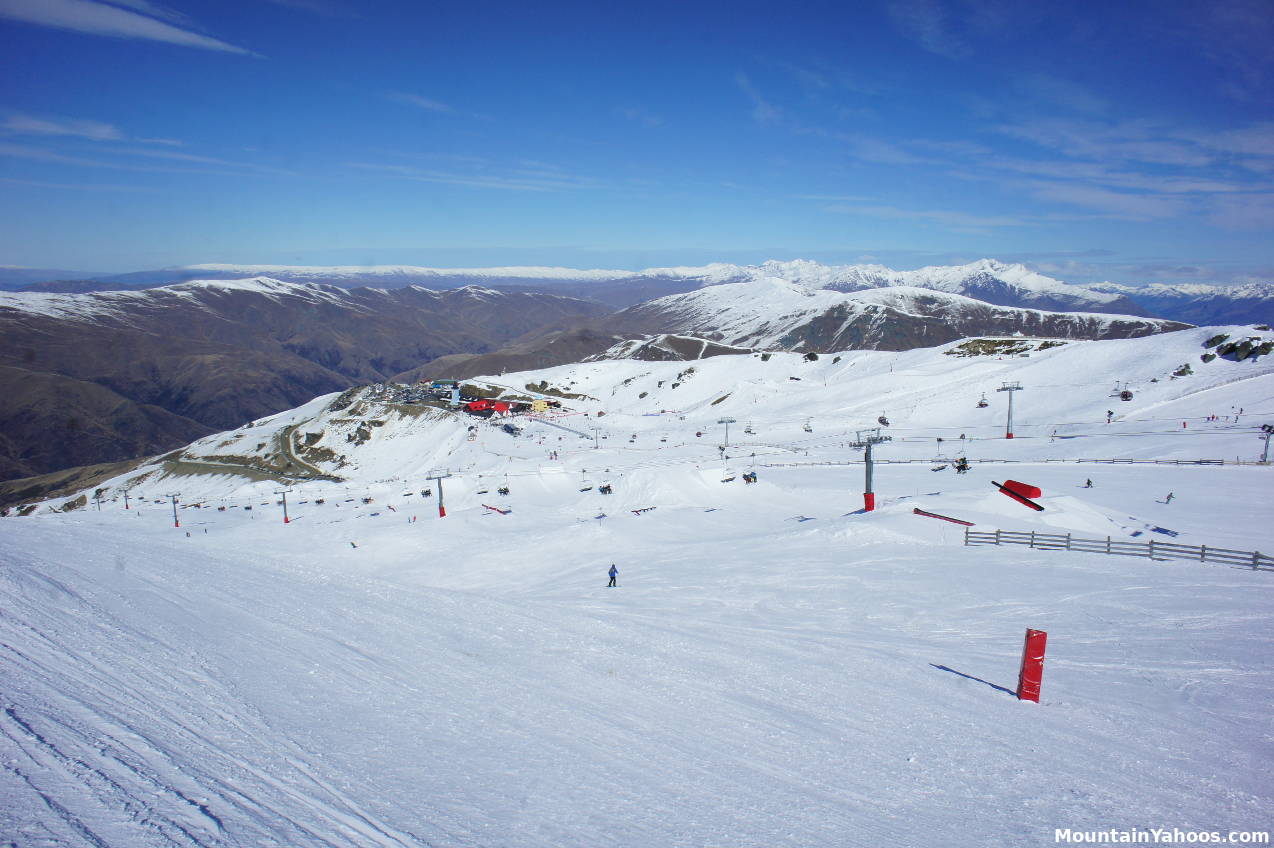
1065;533;1071;551
1200;544;1206;563
995;528;1001;545
1148;539;1155;560
964;525;969;546
1106;536;1111;554
1254;551;1262;570
1029;531;1036;549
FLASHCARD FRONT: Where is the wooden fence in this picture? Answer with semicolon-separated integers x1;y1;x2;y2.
761;458;1233;468
963;526;1273;571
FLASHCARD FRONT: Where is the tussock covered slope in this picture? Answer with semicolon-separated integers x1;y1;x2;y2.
0;277;607;481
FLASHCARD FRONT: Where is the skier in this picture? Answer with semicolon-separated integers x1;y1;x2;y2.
607;564;618;588
1165;492;1175;503
1084;479;1093;488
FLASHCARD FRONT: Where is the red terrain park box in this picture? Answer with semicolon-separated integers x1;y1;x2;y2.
1002;479;1042;499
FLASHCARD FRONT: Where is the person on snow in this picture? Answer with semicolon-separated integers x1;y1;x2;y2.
607;564;618;587
1165;492;1175;503
1084;479;1093;488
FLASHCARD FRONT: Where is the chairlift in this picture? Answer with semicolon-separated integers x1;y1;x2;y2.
1109;381;1133;400
803;418;813;433
744;423;754;435
877;415;890;427
976;393;989;409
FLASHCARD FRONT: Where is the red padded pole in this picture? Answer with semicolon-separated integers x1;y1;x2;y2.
1017;628;1048;702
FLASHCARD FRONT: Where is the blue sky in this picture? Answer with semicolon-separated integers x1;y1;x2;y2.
1;0;1272;283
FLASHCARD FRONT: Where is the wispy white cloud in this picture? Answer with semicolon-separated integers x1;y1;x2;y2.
766;58;881;98
885;0;969;59
0;141;292;177
984;158;1248;195
1014;74;1107;115
0;176;155;192
842;134;934;165
103;0;192;27
104;145;295;174
735;72;781;125
348;161;601;192
616;106;663;127
0;0;254;54
263;0;351;16
1185;0;1274;102
993;118;1216;167
1023;183;1188;220
3;112;188;147
386;92;454;114
822;201;1028;230
886;0;1039;60
2;113;123;141
1207;194;1274;230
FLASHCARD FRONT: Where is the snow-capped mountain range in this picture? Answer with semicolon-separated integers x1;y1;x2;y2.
14;258;1272;326
602;277;1186;351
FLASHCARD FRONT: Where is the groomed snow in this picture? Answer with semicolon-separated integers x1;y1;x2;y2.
4;327;1273;847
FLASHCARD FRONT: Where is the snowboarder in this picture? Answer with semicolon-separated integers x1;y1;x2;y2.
1165;492;1175;503
1084;479;1093;488
607;564;618;587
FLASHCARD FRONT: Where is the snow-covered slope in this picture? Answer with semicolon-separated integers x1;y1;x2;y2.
0;276;357;322
607;277;1187;351
30;323;1272;510
4;326;1273;846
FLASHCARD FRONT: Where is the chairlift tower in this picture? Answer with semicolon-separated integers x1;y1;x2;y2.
275;488;293;524
426;469;452;518
718;417;737;447
165;493;180;528
997;381;1024;439
849;428;891;512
